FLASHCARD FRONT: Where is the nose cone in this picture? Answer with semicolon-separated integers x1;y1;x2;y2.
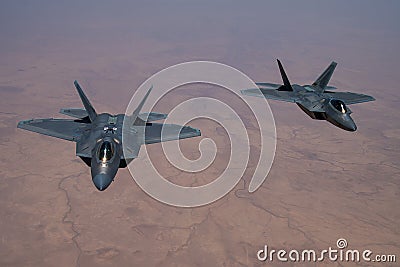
347;121;357;131
92;174;113;191
327;113;357;132
342;117;357;131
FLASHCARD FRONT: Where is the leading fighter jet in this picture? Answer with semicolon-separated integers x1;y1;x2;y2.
18;81;201;191
241;60;375;131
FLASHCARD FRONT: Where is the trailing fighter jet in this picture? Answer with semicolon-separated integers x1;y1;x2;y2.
18;81;201;191
241;60;375;131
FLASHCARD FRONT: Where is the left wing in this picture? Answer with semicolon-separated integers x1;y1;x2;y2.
17;118;88;141
145;123;201;144
323;91;375;105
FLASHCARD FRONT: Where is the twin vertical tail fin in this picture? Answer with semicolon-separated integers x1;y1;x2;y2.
312;61;337;93
130;85;153;126
74;80;97;122
276;59;293;91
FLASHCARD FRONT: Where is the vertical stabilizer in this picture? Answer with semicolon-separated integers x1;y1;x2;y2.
312;61;337;92
74;80;97;122
130;85;153;125
277;59;293;91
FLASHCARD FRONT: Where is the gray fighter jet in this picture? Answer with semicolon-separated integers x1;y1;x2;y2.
241;60;375;131
18;81;201;191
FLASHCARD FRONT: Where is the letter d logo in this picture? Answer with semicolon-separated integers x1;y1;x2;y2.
257;245;268;261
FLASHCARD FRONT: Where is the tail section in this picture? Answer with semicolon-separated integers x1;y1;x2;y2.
74;80;97;122
312;61;337;92
130;85;153;126
276;59;293;91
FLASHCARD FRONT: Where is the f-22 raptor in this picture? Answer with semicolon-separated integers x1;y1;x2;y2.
241;60;375;131
18;81;201;191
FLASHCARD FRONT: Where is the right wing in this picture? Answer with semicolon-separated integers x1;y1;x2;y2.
241;88;300;103
17;118;88;141
145;123;201;144
323;91;375;105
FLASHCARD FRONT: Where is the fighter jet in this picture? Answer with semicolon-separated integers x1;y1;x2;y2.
17;81;201;191
241;60;375;131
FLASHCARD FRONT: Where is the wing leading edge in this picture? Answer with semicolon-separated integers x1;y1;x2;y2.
17;118;88;141
145;123;201;144
323;91;375;105
122;123;201;160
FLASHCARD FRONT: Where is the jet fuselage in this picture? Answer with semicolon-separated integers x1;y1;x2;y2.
17;81;201;192
292;85;357;131
77;113;125;190
241;60;374;131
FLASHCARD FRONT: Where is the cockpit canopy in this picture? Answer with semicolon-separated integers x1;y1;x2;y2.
330;99;348;114
98;141;114;163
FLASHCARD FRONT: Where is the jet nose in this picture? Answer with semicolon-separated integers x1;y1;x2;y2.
92;174;112;191
348;122;357;131
344;117;357;132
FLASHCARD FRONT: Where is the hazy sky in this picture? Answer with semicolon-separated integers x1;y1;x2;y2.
1;0;399;120
1;1;399;73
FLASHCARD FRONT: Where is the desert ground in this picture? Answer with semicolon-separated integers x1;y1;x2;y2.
0;1;399;266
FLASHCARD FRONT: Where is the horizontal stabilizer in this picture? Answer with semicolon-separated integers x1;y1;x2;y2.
325;86;337;90
138;112;168;122
241;88;299;103
60;108;88;118
304;85;337;91
255;82;281;89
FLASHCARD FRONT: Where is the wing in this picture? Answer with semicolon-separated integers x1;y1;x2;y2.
323;91;375;105
123;141;142;159
17;118;88;141
122;125;144;160
145;123;201;144
241;88;300;103
297;100;326;112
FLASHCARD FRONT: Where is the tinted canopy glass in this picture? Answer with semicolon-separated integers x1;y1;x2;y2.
99;141;114;162
330;99;347;113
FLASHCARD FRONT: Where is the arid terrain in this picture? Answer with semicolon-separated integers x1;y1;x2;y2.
0;1;399;266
